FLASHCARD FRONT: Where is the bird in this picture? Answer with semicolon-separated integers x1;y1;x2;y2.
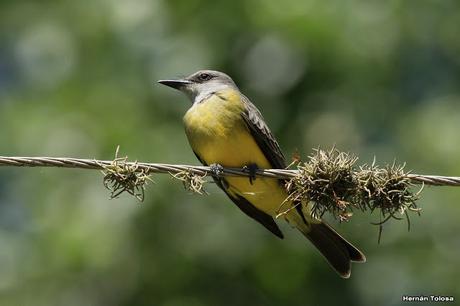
158;70;365;278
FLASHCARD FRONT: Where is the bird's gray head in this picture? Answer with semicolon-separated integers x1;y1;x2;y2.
158;70;238;103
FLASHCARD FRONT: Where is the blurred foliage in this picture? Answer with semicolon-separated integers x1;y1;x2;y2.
0;0;460;305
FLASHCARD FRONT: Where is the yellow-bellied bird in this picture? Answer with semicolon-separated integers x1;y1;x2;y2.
159;70;365;278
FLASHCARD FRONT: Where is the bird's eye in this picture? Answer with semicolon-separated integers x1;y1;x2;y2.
198;73;212;81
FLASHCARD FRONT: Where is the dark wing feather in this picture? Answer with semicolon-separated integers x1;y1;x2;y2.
192;150;284;239
240;95;286;169
219;181;284;239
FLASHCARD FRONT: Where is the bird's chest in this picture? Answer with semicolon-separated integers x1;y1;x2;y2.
183;96;268;168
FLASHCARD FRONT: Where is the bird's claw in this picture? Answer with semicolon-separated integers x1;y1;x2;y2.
243;163;258;185
209;163;224;177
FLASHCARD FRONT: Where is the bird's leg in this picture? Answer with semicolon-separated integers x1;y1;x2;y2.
243;163;259;185
209;163;224;178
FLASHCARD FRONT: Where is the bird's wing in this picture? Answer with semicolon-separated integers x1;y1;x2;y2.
241;95;313;228
240;95;287;169
192;150;284;239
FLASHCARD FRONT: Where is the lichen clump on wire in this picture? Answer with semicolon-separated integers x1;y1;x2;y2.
283;148;422;228
100;148;153;201
171;170;208;195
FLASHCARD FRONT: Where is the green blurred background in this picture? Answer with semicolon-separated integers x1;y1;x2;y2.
1;1;460;305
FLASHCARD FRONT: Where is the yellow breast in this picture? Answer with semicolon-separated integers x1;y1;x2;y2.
183;89;269;168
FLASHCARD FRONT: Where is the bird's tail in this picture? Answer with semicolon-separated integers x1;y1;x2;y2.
300;221;366;278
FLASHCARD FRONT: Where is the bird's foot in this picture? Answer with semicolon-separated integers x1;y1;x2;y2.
243;163;259;185
209;163;224;177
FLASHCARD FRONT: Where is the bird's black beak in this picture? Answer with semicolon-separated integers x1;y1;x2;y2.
157;79;192;90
